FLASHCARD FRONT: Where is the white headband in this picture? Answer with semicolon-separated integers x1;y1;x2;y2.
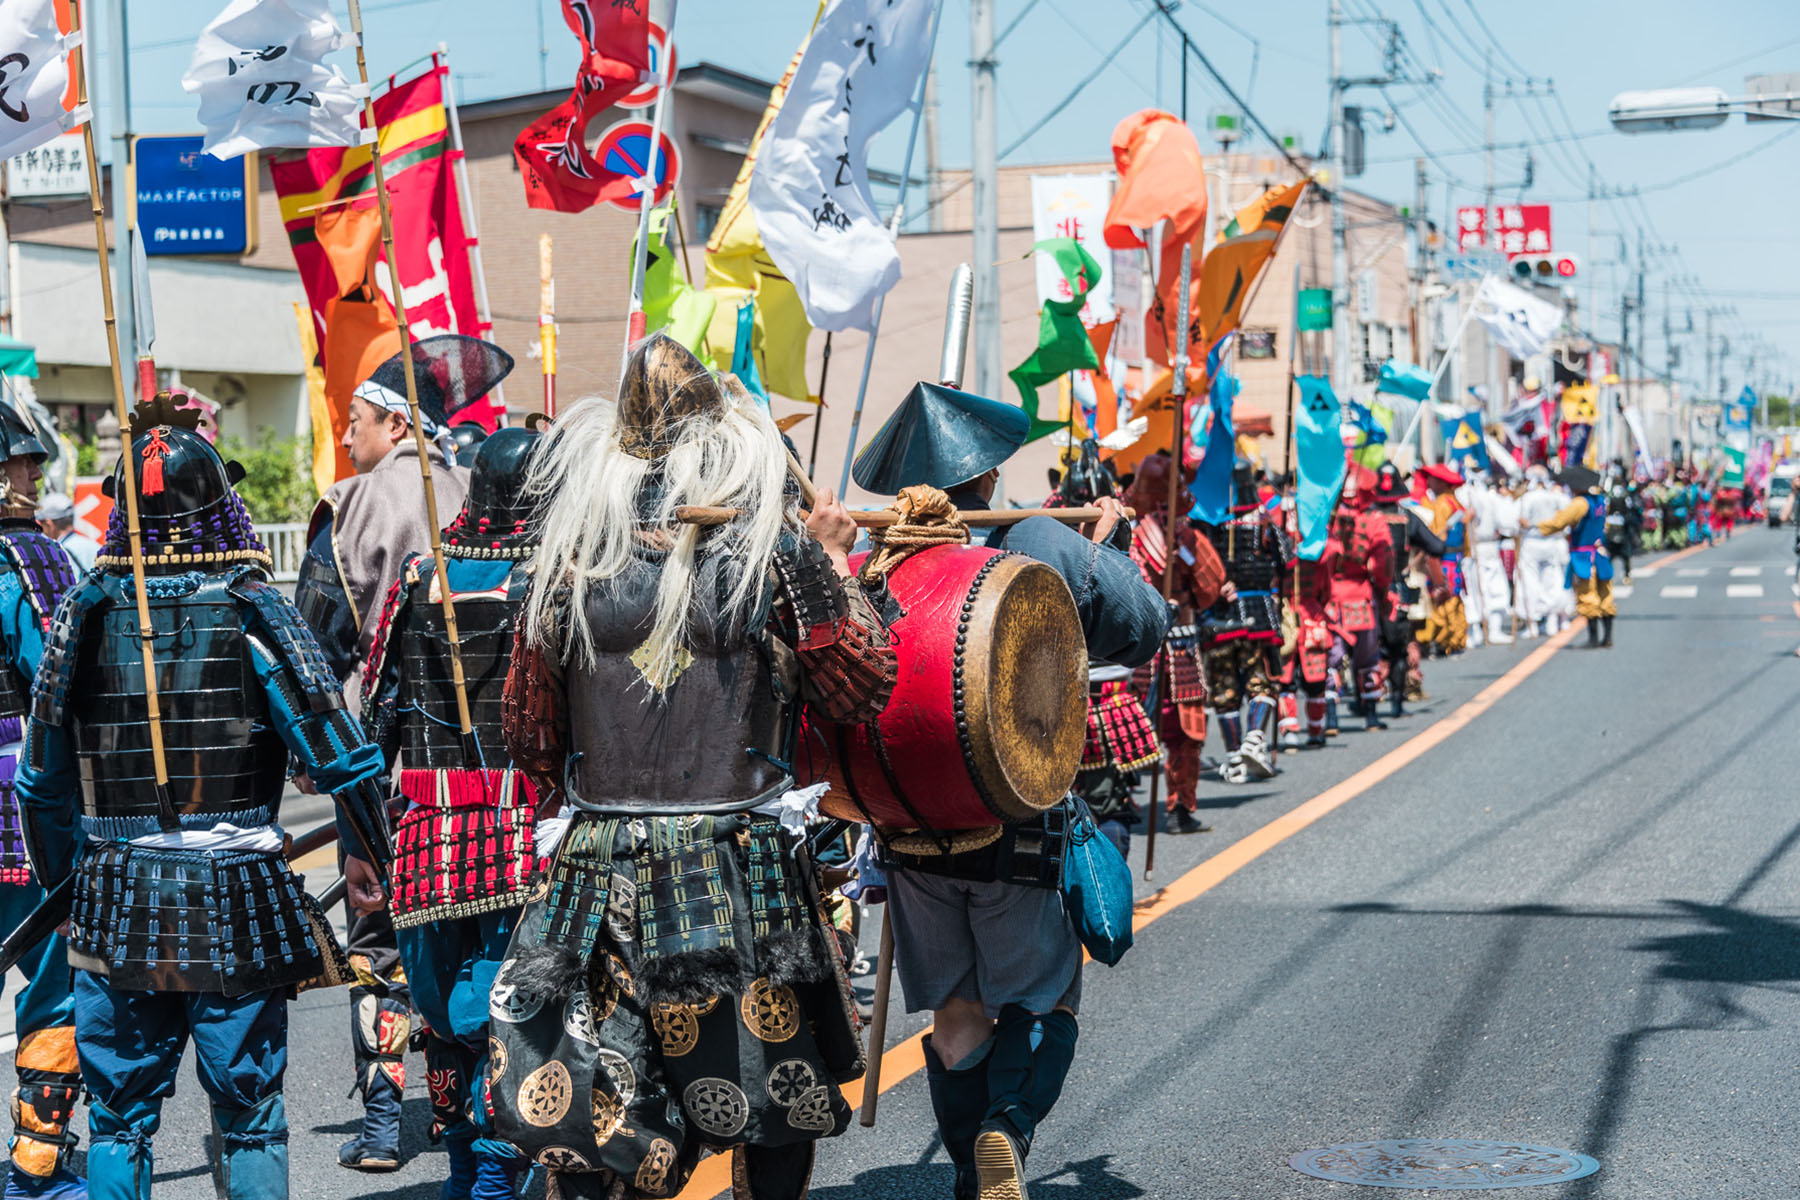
354;379;456;465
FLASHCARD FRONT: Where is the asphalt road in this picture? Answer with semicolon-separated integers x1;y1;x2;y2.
6;525;1798;1199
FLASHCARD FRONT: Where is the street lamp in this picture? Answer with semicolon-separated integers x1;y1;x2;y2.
1609;83;1800;131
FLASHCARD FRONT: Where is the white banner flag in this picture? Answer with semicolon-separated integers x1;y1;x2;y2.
0;0;91;164
749;0;937;332
1030;173;1114;322
182;0;371;160
1472;275;1562;361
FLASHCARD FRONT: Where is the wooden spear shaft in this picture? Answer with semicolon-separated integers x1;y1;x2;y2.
539;233;557;418
71;6;171;799
346;0;473;735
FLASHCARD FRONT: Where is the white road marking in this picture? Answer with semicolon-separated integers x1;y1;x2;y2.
1678;567;1710;577
1636;568;1658;578
1661;585;1699;598
1787;564;1797;575
1727;584;1765;598
1730;566;1763;577
1613;585;1634;600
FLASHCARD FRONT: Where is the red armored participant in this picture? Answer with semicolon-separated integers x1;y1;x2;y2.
1123;451;1222;834
1285;523;1339;748
1326;482;1394;731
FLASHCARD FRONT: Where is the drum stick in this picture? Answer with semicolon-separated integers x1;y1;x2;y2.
675;505;1133;528
1143;771;1160;881
859;907;896;1128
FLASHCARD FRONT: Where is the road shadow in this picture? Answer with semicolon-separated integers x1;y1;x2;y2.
810;1155;1142;1199
1192;789;1279;811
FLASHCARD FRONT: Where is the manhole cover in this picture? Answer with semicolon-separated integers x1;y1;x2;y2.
1290;1139;1599;1190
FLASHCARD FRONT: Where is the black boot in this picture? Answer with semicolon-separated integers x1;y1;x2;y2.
1601;616;1613;648
732;1143;816;1200
1586;621;1600;648
1389;690;1405;720
340;992;408;1172
984;1006;1079;1153
924;1034;991;1200
1360;699;1388;731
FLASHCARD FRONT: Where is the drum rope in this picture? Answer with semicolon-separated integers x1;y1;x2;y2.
858;486;971;582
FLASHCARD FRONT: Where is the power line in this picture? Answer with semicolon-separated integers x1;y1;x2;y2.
1000;8;1156;158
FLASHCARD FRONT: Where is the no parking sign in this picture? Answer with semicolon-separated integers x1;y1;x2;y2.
620;25;675;109
593;120;680;213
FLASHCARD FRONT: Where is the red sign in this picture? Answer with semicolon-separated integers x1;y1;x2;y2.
620;25;674;109
593;121;680;213
1455;204;1552;257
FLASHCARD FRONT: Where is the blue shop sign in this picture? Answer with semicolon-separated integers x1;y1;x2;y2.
133;134;258;257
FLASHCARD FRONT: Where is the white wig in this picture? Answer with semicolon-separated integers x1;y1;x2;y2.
521;371;799;688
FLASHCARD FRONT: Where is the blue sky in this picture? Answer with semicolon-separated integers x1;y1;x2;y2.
92;0;1800;398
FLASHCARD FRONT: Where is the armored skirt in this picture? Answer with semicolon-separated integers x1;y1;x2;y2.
488;811;863;1199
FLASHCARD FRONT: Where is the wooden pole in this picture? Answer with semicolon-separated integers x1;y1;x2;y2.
858;907;895;1127
1162;241;1194;603
347;0;473;736
70;4;172;814
438;45;506;424
806;333;832;478
539;233;556;418
674;504;1126;529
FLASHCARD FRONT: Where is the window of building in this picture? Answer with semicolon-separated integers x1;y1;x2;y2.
693;204;724;242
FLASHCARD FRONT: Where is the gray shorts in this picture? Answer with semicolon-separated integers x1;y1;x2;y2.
885;870;1082;1019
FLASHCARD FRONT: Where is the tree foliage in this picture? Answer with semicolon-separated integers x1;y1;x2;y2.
218;431;316;523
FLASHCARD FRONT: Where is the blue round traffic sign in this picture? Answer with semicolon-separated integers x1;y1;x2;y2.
594;121;680;213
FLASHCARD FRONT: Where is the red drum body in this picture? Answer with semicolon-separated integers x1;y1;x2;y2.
818;544;1087;830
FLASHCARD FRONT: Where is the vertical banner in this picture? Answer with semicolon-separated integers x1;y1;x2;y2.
1294;375;1346;559
1030;174;1114;323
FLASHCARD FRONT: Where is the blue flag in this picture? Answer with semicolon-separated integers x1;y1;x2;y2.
1440;409;1489;471
729;300;768;405
1187;337;1239;524
1377;358;1434;401
1294;375;1346;560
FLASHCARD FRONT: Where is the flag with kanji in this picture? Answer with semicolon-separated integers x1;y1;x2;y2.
704;27;814;401
270;66;485;487
513;0;651;212
1101;110;1207;368
1008;238;1102;442
0;0;89;162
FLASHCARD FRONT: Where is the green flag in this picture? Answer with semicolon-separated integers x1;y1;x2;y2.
639;204;718;354
1008;238;1102;442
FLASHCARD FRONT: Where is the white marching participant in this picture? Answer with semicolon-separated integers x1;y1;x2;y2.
1515;466;1571;637
1461;470;1520;646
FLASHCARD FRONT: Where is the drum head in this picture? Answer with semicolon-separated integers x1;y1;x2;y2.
960;556;1087;819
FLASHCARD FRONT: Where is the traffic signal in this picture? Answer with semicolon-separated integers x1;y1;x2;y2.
1511;254;1579;282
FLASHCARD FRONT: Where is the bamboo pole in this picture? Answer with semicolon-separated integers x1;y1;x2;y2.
70;3;173;820
438;45;506;424
539;233;557;417
622;0;680;367
346;0;473;736
858;908;895;1127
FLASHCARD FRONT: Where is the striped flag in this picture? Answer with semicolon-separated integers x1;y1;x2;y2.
270;67;483;487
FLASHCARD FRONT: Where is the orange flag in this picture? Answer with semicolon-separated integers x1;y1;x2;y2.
1197;180;1309;349
1087;320;1119;438
314;206;400;484
1101;110;1208;370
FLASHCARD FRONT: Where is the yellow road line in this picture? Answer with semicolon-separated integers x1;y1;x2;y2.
675;620;1584;1198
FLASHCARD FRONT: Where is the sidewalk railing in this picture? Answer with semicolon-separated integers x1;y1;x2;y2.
257;522;307;581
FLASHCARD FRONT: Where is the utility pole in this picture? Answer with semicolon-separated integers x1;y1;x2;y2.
105;0;135;372
1413;157;1435;462
1329;0;1348;397
1585;165;1596;342
970;0;1001;409
1483;54;1497;419
922;68;941;233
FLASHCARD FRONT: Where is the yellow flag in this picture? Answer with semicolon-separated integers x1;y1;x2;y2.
1562;382;1598;425
295;303;334;496
702;24;817;403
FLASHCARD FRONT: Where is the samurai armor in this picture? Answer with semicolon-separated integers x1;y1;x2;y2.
388;557;528;768
489;813;861;1197
66;844;346;996
561;545;796;813
389;768;543;928
0;529;75;722
39;571;307;837
1081;680;1160;773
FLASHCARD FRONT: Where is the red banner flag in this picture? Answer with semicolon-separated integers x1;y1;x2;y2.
271;66;486;484
513;0;652;212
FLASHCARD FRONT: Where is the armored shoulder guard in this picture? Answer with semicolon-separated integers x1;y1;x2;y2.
30;575;111;726
771;534;850;651
0;529;77;631
230;571;344;714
